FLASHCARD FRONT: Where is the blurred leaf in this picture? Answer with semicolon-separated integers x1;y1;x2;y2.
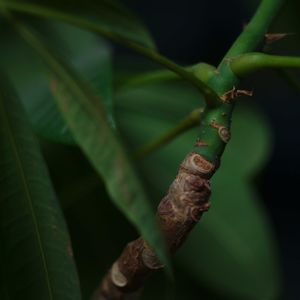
2;0;208;94
50;77;171;274
219;104;272;177
1;0;155;49
14;23;171;273
40;142;142;299
0;22;113;143
0;81;81;299
268;0;300;71
115;83;281;300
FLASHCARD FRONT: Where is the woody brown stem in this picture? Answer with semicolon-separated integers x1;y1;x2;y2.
93;152;216;300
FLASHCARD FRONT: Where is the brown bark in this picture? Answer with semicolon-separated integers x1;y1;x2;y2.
93;152;217;300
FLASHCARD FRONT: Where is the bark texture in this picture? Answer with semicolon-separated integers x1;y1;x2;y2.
93;152;217;300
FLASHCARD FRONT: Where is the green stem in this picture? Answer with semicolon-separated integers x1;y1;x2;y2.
3;0;284;163
231;53;300;77
130;63;216;158
136;109;203;159
119;63;217;90
0;1;220;106
125;47;219;106
132;0;283;163
194;0;284;163
119;69;182;90
223;0;284;59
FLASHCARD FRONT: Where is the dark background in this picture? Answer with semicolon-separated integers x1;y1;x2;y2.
122;0;300;299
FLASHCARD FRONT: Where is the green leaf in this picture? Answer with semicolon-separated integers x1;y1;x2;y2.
1;0;155;49
0;22;113;144
115;83;281;300
219;104;272;177
1;0;219;103
0;81;81;299
14;23;171;272
51;78;170;267
40;142;147;299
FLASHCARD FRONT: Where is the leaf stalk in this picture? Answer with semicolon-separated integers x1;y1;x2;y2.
230;53;300;77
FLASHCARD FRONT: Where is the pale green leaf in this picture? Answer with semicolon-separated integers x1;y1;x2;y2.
13;23;171;272
0;22;113;144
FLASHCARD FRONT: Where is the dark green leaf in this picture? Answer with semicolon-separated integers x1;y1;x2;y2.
115;83;281;300
14;23;170;272
218;104;272;177
0;81;81;299
40;142;145;299
0;22;113;144
1;0;217;100
1;0;155;49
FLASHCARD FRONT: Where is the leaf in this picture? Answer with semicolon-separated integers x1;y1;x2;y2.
14;23;171;272
115;83;281;300
40;142;146;299
0;80;81;299
0;22;113;144
1;0;155;49
50;75;172;275
219;104;272;177
2;0;219;102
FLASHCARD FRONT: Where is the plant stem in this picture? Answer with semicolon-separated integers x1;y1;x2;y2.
119;63;217;90
193;0;284;162
95;1;284;299
230;53;300;77
223;0;284;59
128;63;216;159
94;152;213;300
135;109;203;159
119;69;182;90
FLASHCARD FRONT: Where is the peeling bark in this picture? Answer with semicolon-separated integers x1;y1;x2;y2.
93;152;217;300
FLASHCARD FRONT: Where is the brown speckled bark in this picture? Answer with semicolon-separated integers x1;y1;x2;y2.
92;152;217;300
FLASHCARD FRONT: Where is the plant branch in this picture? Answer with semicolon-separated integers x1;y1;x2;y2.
195;0;284;161
223;0;284;59
93;152;214;300
119;69;180;90
230;53;300;77
118;63;217;92
210;0;284;97
94;1;284;299
0;1;220;107
135;109;203;159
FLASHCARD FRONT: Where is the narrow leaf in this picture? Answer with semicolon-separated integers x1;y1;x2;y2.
0;80;81;299
1;0;219;102
0;22;113;144
1;0;155;49
13;22;170;271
